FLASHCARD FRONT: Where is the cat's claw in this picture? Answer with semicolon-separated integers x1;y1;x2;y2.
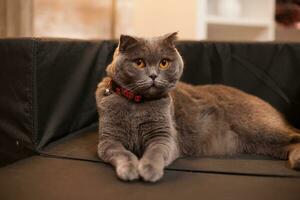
138;162;164;182
289;146;300;170
116;163;139;181
289;157;300;169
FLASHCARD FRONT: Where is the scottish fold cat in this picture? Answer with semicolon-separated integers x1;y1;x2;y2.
95;33;300;182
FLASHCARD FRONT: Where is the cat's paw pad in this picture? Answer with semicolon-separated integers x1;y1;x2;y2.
116;163;139;181
138;162;163;182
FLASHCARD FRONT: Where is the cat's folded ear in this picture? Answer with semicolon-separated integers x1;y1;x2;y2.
162;32;178;47
118;35;139;52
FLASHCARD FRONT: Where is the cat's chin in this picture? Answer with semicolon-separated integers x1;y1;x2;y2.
147;86;159;95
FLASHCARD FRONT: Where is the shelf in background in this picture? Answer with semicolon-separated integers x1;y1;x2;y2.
275;25;300;42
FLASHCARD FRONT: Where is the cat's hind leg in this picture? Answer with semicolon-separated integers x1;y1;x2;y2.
226;93;300;169
233;123;300;169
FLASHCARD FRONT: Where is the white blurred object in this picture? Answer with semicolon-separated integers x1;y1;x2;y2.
217;0;242;18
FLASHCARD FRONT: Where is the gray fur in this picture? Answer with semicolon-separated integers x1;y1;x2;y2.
95;33;300;182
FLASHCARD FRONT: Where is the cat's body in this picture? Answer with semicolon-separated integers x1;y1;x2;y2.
96;33;300;182
97;77;177;159
173;82;299;157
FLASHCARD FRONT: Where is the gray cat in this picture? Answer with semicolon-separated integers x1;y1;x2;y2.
95;33;300;182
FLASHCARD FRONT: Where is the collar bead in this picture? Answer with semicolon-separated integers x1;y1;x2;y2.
107;80;143;103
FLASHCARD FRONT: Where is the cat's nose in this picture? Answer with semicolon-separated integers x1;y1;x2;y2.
149;74;157;80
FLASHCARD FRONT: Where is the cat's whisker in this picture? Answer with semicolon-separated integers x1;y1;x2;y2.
123;82;139;89
123;80;150;91
125;82;146;92
131;82;152;93
155;80;169;87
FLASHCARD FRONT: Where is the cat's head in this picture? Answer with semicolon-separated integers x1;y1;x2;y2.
106;32;184;99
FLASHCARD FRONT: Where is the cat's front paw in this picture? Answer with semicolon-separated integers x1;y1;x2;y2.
138;162;164;182
116;162;139;181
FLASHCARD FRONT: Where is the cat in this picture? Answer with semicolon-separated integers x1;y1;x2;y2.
95;32;300;182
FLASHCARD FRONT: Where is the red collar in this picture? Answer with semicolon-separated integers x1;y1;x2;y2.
108;80;143;103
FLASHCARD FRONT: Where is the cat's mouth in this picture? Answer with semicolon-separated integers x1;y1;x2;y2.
140;82;158;93
136;80;168;97
150;80;162;89
147;81;166;92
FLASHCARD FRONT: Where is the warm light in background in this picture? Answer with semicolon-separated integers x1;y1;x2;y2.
0;0;300;41
34;0;113;39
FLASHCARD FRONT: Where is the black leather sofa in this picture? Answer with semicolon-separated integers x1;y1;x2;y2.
0;38;300;200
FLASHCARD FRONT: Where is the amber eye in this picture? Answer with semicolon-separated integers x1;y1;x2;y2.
134;58;145;68
159;59;169;69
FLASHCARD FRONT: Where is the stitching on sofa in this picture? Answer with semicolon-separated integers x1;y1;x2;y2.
31;38;39;149
37;152;300;178
23;40;33;151
232;54;291;104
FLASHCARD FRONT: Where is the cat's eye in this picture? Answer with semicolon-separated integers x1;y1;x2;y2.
134;58;145;68
159;59;169;69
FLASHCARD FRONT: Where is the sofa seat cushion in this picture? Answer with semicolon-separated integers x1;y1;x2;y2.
40;124;300;178
1;156;300;200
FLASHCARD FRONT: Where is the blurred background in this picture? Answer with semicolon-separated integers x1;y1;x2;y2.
0;0;299;41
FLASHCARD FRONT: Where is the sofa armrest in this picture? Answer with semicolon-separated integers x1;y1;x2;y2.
0;38;117;165
0;39;35;165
